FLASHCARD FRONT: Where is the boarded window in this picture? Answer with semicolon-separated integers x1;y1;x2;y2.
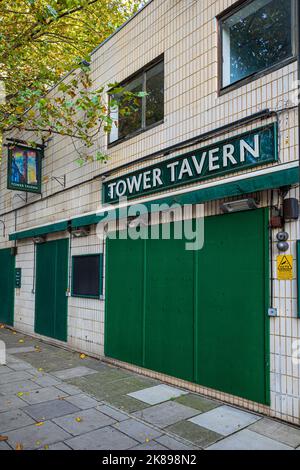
72;254;103;298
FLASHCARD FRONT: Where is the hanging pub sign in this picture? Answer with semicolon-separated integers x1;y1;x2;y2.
7;144;42;193
103;123;278;204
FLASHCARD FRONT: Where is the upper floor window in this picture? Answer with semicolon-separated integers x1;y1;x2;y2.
109;58;164;145
220;0;295;90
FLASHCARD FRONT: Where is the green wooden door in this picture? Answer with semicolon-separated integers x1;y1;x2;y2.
196;209;269;405
35;239;69;341
0;249;15;326
105;235;144;366
105;209;269;404
144;223;194;382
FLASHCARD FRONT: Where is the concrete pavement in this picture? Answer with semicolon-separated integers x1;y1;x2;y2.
0;327;300;450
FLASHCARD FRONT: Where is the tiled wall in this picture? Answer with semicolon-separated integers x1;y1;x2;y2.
0;0;299;423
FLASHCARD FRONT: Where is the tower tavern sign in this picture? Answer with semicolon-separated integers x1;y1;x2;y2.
103;124;277;204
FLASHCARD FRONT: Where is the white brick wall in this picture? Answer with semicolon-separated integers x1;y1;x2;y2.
0;0;299;423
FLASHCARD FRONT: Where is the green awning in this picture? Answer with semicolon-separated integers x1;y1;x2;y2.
9;220;69;241
9;166;299;240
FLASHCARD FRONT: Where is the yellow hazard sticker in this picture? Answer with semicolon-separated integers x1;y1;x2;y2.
277;255;293;280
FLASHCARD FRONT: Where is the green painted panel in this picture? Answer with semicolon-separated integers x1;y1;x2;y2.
144;223;194;381
0;249;15;326
105;210;269;404
197;209;269;404
105;235;144;365
35;239;68;341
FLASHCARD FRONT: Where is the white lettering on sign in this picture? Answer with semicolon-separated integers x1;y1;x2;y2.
104;132;266;201
223;144;237;167
240;134;259;162
208;148;220;171
178;158;193;180
127;174;143;194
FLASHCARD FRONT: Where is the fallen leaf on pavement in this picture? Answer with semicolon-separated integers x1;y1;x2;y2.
19;339;24;343
15;442;23;450
79;354;86;359
75;417;82;423
35;422;44;427
0;436;8;442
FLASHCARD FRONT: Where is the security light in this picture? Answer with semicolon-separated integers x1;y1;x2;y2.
71;227;90;238
32;236;46;244
220;198;259;214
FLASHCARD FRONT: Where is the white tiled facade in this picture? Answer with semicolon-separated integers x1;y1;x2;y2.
0;0;299;424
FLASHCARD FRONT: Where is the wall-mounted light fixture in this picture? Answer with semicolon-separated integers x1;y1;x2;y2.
220;198;259;214
32;235;46;244
71;227;90;238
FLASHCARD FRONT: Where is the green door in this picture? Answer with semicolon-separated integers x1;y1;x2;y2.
196;209;269;405
0;248;15;326
105;209;269;404
35;239;69;341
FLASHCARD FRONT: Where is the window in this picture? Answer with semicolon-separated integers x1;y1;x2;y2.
220;0;295;89
72;254;103;298
109;58;164;144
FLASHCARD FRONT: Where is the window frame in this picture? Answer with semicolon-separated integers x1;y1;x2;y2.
217;0;298;95
71;253;104;300
108;55;164;147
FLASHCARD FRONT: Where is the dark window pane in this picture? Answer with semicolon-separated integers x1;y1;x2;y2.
72;255;102;298
118;75;143;140
222;0;293;87
145;61;164;127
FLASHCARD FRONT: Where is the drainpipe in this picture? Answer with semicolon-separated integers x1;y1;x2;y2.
298;0;300;187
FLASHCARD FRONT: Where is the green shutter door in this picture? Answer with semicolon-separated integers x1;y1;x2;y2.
197;209;269;405
144;223;194;381
105;209;269;405
0;249;15;326
105;235;144;365
35;239;69;341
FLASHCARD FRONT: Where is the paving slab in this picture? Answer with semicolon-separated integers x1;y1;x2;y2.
54;383;82;395
7;347;37;354
45;442;71;450
30;374;61;387
0;394;28;412
189;405;261;436
134;402;199;428
155;434;198;450
207;429;293;450
0;366;14;374
65;426;137;450
53;408;115;436
131;441;168;450
249;418;300;449
19;387;67;405
64;393;99;410
0;409;35;433
0;370;33;383
0;441;11;450
5;421;71;450
174;394;219;413
7;362;37;372
128;384;188;405
166;420;222;448
22;399;80;421
52;366;98;380
113;418;162;443
97;404;130;422
105;394;151;413
0;379;41;395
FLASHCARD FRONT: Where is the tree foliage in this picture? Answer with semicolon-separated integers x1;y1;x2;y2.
0;0;145;159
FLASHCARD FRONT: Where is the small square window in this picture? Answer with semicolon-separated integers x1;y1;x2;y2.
220;0;295;89
72;254;103;298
